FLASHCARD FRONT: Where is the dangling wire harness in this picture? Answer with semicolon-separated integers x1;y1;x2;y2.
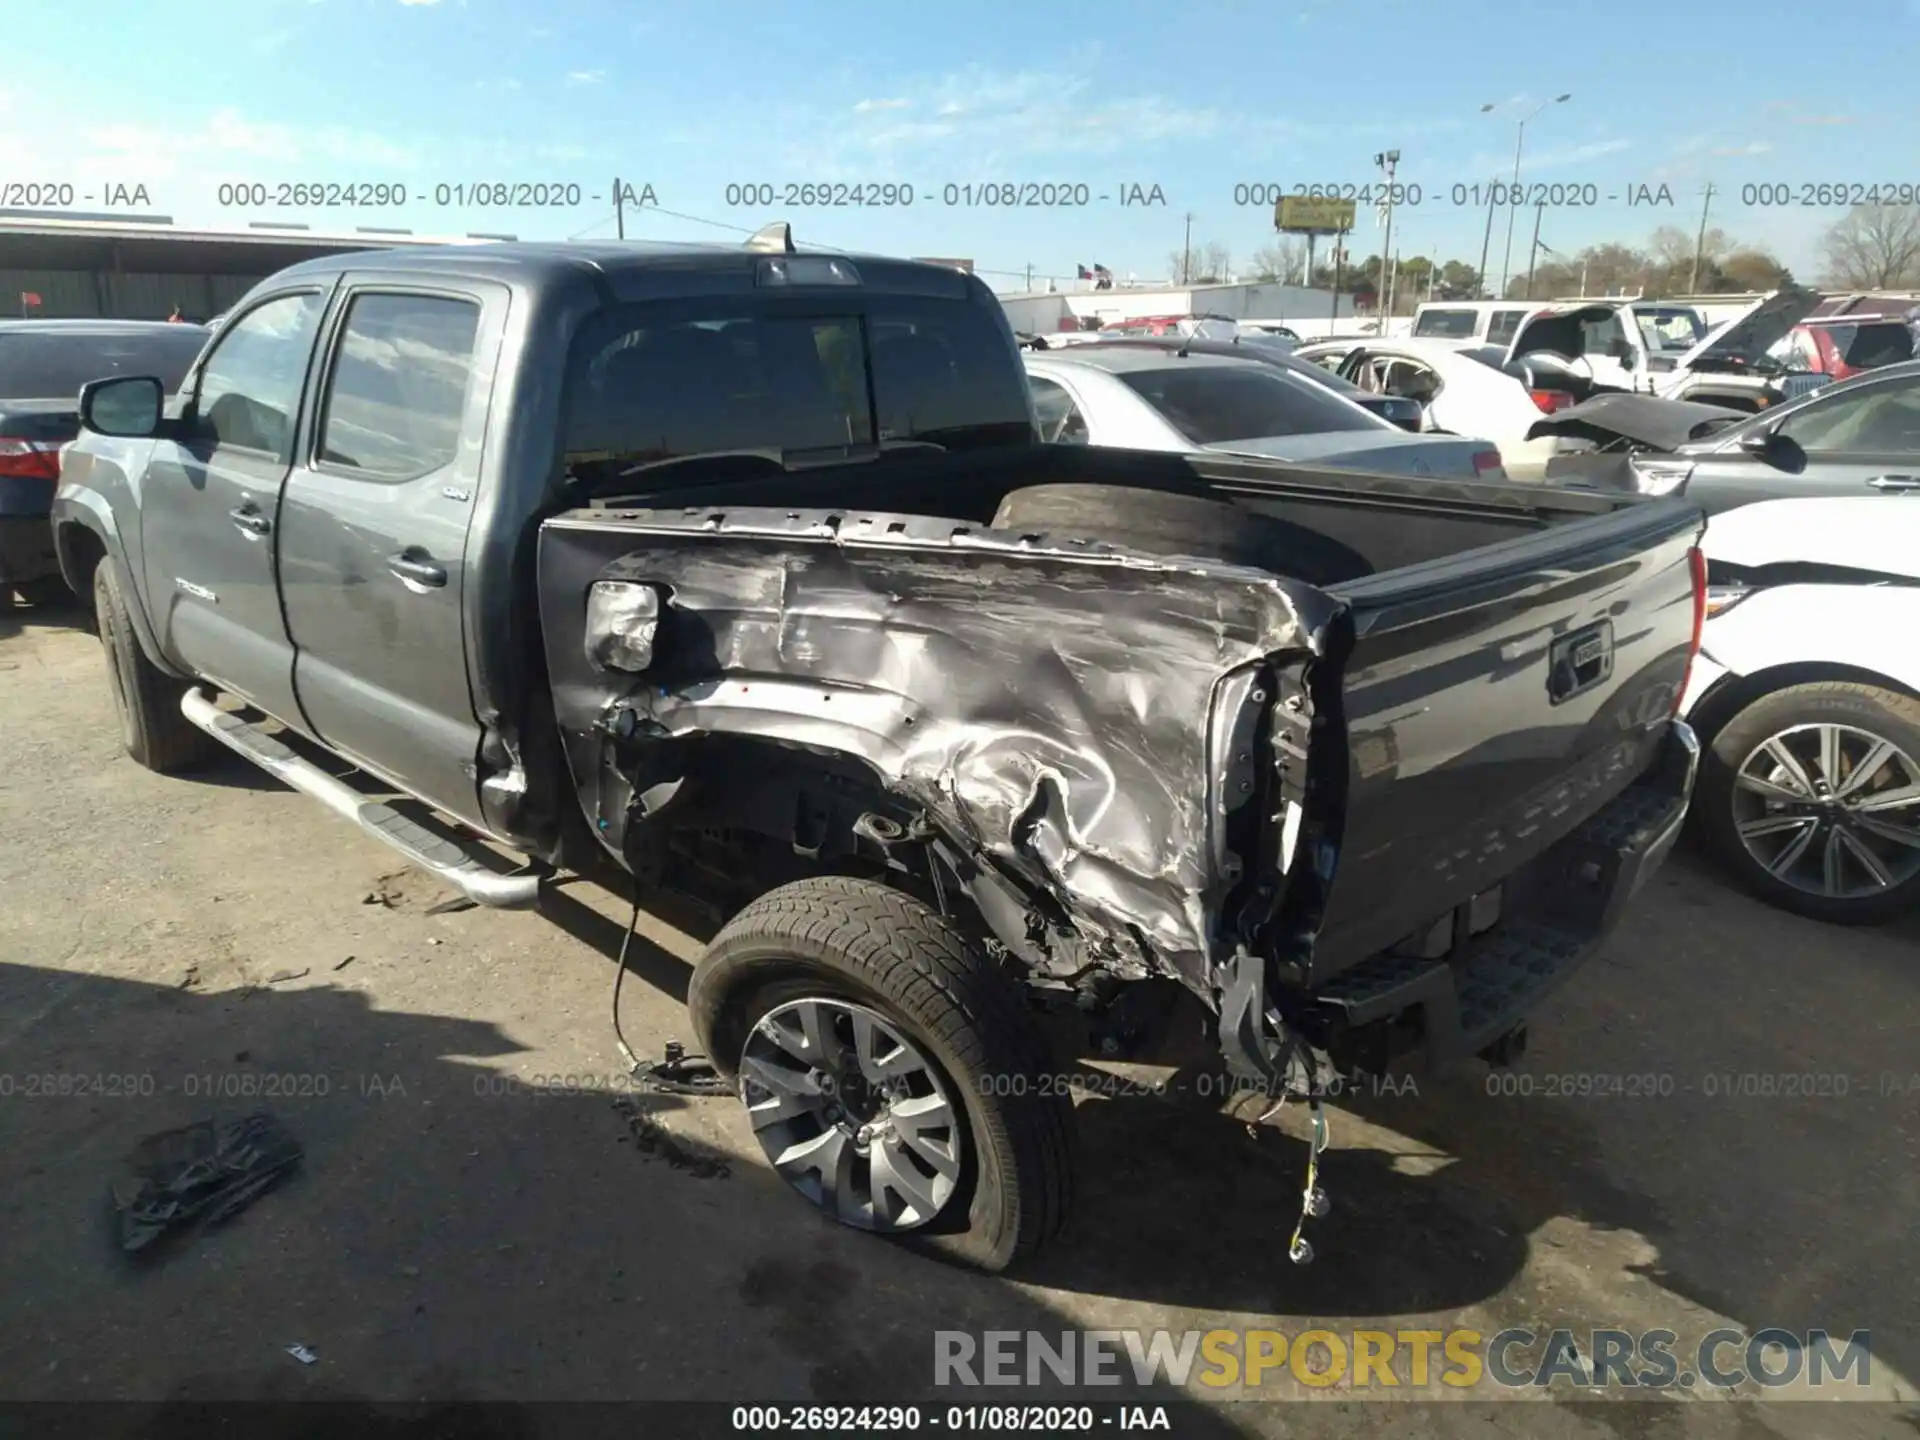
1248;1042;1334;1265
610;893;731;1096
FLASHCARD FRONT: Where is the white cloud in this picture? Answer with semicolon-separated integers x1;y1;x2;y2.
397;0;441;7
1465;137;1630;175
772;61;1391;177
565;69;605;86
1711;141;1773;157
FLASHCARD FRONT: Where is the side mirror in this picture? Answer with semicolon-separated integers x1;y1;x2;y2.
80;375;164;438
1738;425;1807;474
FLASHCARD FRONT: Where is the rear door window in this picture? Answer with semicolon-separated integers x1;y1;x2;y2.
1843;324;1913;369
316;293;482;480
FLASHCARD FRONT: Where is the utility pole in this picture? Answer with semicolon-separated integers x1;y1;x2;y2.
1181;213;1193;286
1025;263;1033;291
1375;150;1400;320
1494;93;1571;298
1525;202;1545;300
1478;180;1499;297
1330;230;1347;327
1689;184;1717;293
614;176;625;239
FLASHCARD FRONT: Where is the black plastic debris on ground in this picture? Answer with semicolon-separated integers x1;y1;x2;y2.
110;1112;303;1256
610;1096;730;1180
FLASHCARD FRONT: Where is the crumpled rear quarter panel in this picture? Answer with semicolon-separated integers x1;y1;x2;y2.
539;506;1341;984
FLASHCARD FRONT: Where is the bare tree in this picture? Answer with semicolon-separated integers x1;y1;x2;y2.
1196;241;1233;283
1820;204;1920;288
1168;240;1233;285
1249;240;1305;283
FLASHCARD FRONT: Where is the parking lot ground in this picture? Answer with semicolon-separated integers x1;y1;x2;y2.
1;600;1916;1438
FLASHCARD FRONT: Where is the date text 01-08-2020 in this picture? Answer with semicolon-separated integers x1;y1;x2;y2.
209;181;662;209
720;182;1168;208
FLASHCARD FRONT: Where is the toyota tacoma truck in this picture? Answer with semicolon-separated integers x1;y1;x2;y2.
53;226;1705;1271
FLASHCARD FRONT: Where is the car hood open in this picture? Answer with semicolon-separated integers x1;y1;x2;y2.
1524;393;1748;451
1672;286;1821;370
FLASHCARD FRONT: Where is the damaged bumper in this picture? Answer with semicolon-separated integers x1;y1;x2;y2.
1300;719;1698;1072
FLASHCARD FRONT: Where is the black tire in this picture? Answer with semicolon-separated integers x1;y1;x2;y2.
991;482;1373;587
687;876;1073;1272
92;559;219;775
1695;681;1920;925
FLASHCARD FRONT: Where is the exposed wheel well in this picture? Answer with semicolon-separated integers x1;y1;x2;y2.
1689;660;1919;745
54;522;107;619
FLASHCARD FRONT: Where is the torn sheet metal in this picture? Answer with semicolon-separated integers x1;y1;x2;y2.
1525;393;1747;451
541;506;1343;990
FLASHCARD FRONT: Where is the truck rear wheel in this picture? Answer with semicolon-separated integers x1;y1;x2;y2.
687;876;1073;1272
93;560;219;775
1696;681;1920;924
991;483;1372;586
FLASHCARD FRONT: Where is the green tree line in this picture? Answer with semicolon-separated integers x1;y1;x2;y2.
1179;203;1920;313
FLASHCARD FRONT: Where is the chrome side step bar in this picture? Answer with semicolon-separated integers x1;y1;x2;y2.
180;688;542;910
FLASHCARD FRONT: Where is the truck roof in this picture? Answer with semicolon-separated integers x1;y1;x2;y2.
267;229;979;299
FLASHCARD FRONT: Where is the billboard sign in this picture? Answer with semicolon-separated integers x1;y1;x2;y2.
1275;196;1356;235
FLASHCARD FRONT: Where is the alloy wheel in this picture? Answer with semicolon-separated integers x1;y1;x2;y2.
740;996;963;1233
1731;722;1920;900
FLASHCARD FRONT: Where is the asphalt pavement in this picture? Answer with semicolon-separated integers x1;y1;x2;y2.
1;599;1914;1439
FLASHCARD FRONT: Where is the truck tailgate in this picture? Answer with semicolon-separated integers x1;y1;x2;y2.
1307;495;1704;977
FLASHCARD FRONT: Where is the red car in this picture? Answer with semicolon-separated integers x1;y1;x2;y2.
1775;317;1914;381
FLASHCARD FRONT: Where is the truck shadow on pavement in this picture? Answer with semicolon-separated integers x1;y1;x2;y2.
0;593;93;644
0;961;1260;1435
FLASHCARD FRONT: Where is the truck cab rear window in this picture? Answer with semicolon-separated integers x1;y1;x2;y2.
1413;309;1479;339
561;297;1033;483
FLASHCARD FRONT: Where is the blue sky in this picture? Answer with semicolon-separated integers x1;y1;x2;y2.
8;0;1918;291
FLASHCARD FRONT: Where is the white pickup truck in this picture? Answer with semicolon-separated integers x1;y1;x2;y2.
1501;288;1823;413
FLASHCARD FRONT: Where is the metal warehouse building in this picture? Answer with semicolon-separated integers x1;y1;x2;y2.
0;214;515;321
997;278;1354;335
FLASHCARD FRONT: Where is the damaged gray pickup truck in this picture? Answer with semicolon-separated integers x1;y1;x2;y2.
54;228;1705;1270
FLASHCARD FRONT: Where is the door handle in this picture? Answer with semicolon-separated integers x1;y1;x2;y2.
1867;474;1920;492
229;505;271;537
387;551;448;588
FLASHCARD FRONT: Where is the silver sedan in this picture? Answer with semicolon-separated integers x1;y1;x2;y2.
1024;347;1508;481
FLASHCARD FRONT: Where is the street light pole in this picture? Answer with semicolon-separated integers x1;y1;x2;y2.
1491;93;1570;299
1477;176;1498;298
1376;150;1400;322
1525;202;1545;300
